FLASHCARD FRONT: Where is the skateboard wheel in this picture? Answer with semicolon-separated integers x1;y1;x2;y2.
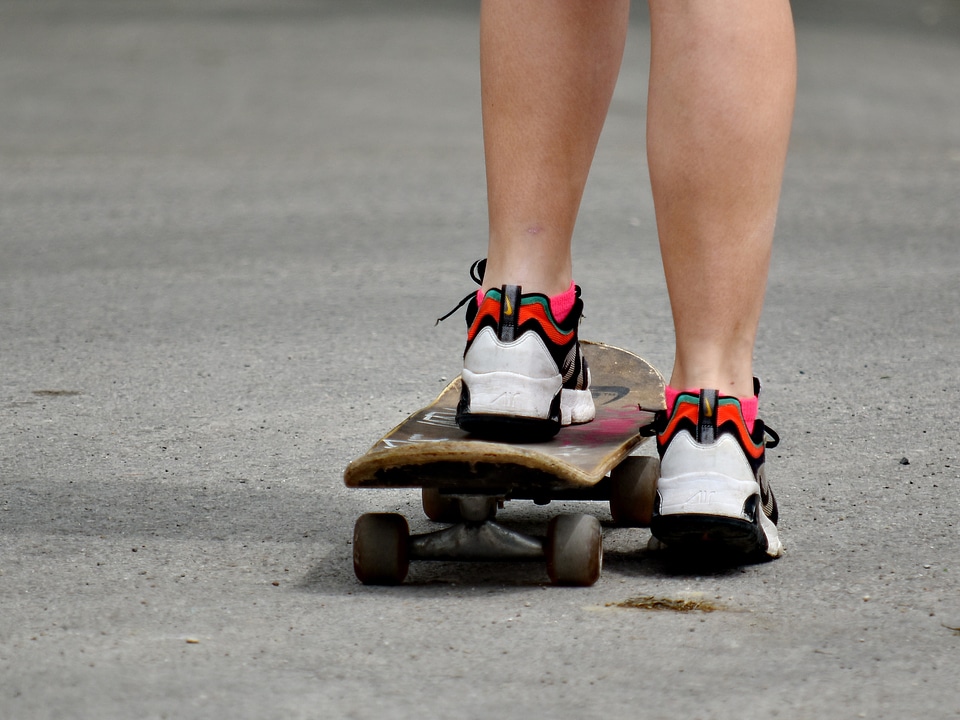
545;513;603;587
353;513;410;585
609;455;659;527
421;488;462;524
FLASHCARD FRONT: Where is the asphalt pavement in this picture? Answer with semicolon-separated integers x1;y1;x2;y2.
1;1;958;718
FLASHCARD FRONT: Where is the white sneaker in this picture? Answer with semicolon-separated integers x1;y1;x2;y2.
650;384;782;559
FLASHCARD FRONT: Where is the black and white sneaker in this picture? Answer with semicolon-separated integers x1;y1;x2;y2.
440;261;594;441
650;384;782;559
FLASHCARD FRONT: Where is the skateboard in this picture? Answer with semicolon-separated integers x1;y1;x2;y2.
343;341;665;586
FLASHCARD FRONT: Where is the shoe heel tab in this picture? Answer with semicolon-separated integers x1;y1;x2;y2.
498;284;522;342
698;389;719;444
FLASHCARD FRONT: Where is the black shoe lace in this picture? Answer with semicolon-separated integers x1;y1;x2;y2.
638;407;666;437
435;259;487;325
763;425;780;449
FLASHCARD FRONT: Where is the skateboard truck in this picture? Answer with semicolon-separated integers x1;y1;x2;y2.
353;493;606;587
409;499;544;562
410;494;540;562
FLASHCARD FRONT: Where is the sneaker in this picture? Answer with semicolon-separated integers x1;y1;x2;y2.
650;381;782;559
440;261;594;440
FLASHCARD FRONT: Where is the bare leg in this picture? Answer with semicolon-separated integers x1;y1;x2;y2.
479;0;630;296
647;0;796;398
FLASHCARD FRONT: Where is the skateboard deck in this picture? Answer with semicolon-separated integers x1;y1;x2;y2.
345;341;665;586
344;341;664;494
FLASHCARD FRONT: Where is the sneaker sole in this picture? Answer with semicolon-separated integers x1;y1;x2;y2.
651;492;783;559
457;387;563;442
650;512;770;557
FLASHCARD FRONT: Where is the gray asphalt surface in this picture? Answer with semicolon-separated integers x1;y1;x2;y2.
2;1;958;718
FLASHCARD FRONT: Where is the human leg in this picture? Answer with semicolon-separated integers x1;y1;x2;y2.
646;0;795;557
479;0;630;296
647;0;796;398
456;1;630;439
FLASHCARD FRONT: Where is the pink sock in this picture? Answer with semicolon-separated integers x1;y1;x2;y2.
477;282;577;323
664;386;685;415
739;395;758;432
665;385;758;433
549;282;577;323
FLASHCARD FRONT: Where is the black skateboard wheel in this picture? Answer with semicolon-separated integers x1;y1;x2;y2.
353;513;410;585
545;513;603;586
609;455;659;527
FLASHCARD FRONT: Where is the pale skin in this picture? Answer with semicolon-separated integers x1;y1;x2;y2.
478;0;797;399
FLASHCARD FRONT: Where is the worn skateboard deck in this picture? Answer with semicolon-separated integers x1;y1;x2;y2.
343;341;665;495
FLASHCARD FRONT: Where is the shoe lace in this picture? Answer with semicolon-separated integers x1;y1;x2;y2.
435;259;486;325
638;407;666;437
763;425;780;449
